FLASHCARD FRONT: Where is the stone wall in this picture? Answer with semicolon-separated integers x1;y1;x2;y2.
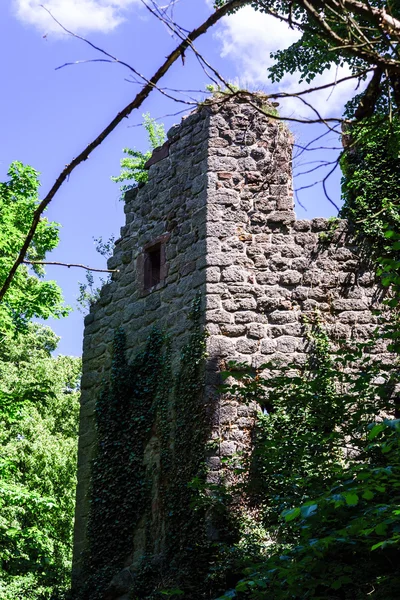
198;97;382;486
73;95;383;592
73;105;212;577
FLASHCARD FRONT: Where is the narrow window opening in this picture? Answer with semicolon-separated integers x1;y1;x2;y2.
144;244;162;289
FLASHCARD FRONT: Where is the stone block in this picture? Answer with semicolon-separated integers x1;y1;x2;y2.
205;267;221;283
247;323;268;339
207;336;236;358
206;295;222;310
237;417;254;428
339;311;375;324
207;309;233;324
235;311;265;324
145;294;162;311
311;217;329;231
255;271;279;285
236;338;259;354
207;221;237;238
250;147;267;160
220;324;246;337
295;232;318;246
235;296;257;310
280;270;302;286
261;338;277;354
219;404;238;424
220;441;237;456
222;266;247;283
200;253;237;268
276;336;299;353
269;323;303;338
81;371;101;391
276;195;294;211
268;211;295;224
332;299;369;312
207;456;222;470
209;189;241;206
206;323;221;336
334;247;356;261
84;313;95;326
191;175;206;195
223;299;238;312
208;156;237;171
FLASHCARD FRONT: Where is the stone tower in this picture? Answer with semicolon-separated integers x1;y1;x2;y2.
73;95;381;598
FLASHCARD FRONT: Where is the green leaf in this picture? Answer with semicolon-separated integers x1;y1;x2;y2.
368;423;386;440
282;507;301;522
362;490;374;501
343;492;359;506
375;523;388;536
301;504;318;518
371;541;386;550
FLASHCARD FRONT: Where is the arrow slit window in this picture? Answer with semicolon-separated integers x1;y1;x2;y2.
142;234;169;291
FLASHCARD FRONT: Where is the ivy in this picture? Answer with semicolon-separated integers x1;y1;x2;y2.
340;116;400;258
74;295;228;600
74;326;169;600
214;321;400;600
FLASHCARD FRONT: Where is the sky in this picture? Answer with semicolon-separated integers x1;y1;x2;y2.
0;0;363;357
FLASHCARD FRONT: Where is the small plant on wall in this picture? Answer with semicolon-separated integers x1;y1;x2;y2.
111;113;166;197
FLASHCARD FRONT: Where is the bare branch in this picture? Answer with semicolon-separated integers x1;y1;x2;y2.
23;260;118;273
294;159;338;177
295;157;341;211
0;0;250;303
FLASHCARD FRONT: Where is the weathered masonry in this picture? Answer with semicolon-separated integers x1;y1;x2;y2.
73;95;383;598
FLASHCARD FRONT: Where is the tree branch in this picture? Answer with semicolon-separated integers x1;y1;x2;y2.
23;260;118;273
0;0;251;303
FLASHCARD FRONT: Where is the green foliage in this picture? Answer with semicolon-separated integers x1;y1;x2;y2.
318;216;340;244
215;322;399;600
0;162;69;335
340;116;400;256
0;324;81;599
77;326;170;600
111;113;166;197
76;295;214;600
214;1;397;94
158;296;215;597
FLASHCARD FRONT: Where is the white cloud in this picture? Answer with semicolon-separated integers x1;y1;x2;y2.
215;6;363;120
13;0;140;35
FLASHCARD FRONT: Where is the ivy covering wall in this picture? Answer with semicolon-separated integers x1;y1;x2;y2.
73;296;236;600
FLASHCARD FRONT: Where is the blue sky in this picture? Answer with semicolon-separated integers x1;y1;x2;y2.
0;1;358;356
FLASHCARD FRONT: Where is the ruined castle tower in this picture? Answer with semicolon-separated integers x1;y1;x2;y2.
73;95;381;598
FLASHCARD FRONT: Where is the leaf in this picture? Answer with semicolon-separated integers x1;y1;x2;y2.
362;490;374;501
371;541;386;550
282;507;301;522
368;423;385;440
301;504;318;518
375;523;388;536
343;492;359;506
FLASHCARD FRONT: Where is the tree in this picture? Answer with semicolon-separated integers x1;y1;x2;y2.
0;324;81;599
216;1;400;105
0;160;80;598
0;162;69;336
